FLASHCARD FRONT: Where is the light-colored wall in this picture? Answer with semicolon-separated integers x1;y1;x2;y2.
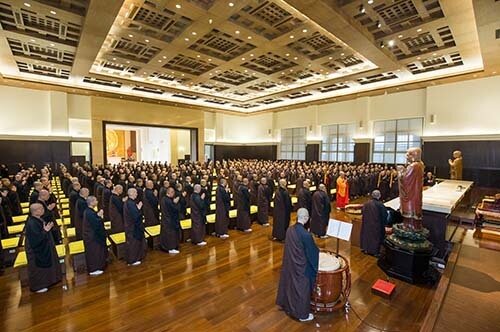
214;76;500;143
90;97;204;164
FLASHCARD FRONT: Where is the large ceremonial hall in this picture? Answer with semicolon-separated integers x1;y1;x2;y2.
0;0;499;331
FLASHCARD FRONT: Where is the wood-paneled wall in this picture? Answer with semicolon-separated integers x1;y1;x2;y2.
423;140;500;187
0;140;70;173
214;145;277;161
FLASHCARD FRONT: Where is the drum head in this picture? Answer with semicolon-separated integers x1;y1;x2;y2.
318;252;341;271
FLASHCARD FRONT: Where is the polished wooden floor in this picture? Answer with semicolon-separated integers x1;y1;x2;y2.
1;202;499;332
0;213;436;332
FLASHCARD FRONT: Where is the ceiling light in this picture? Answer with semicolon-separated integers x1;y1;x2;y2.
398;34;403;38
128;34;133;38
192;32;197;35
176;4;181;9
126;60;130;63
368;0;374;4
209;18;213;24
181;73;185;76
184;38;189;41
241;57;245;61
158;60;162;63
340;53;345;56
50;43;55;47
328;56;333;60
293;56;298;60
50;10;56;15
208;58;212;61
247;36;252;39
388;40;395;47
162;56;167;59
289;35;294;39
417;57;421;60
417;28;422;32
359;5;365;13
302;29;308;33
196;54;201;58
30;39;35;42
250;54;254;57
24;2;31;7
229;2;234;7
112;57;116;60
432;53;437;56
145;39;149;42
285;53;290;56
376;21;381;28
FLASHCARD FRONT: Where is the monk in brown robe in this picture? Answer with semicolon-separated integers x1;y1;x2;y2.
142;180;159;226
123;188;146;266
190;184;207;246
257;177;270;226
360;190;387;256
272;179;292;241
276;208;318;322
398;147;424;231
25;203;62;293
83;196;108;275
109;185;124;234
215;178;231;238
236;178;252;233
448;150;463;180
37;189;62;244
160;187;181;254
310;184;330;238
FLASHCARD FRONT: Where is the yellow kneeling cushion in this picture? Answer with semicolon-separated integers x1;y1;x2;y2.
104;221;111;230
109;232;126;244
59;198;69;203
250;205;258;214
291;197;298;204
20;202;29;208
229;210;237;218
1;237;20;249
206;214;216;223
180;219;191;230
12;215;27;224
8;224;24;235
210;203;216;210
186;207;191;215
61;210;70;217
65;228;76;238
22;207;29;215
145;225;160;237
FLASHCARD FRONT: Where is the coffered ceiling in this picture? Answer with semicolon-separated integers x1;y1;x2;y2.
0;0;496;113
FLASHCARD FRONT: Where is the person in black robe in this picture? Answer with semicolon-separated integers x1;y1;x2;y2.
29;181;43;204
276;208;318;322
190;184;207;246
360;190;388;256
37;190;62;244
74;188;89;241
109;185;125;234
297;180;312;216
236;178;252;232
94;176;105;211
378;171;391;201
423;171;436;187
143;180;159;227
102;180;113;221
272;179;292;241
25;203;62;293
310;184;331;238
257;177;270;226
83;196;108;275
13;173;29;202
200;179;211;214
215;178;231;238
0;189;14;227
160;187;181;254
123;188;146;266
175;183;187;220
68;182;81;227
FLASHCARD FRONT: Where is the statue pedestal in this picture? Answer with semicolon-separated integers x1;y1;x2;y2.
378;240;437;284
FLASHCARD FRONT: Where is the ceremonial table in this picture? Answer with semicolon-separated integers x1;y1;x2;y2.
384;180;473;258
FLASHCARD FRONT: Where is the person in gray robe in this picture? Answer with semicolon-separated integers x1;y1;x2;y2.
272;179;292;241
257;177;270;226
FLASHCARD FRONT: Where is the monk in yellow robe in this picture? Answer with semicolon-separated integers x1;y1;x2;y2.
336;172;349;210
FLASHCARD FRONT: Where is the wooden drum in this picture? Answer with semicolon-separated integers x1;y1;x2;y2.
311;250;351;313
